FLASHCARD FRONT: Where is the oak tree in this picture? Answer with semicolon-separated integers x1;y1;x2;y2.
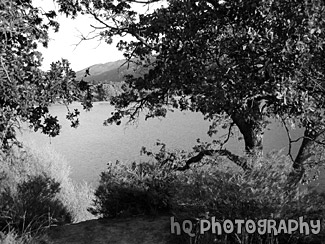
59;0;325;181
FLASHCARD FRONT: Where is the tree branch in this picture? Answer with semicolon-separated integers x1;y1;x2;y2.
128;30;159;51
88;9;159;51
125;0;162;3
280;117;295;162
220;122;234;149
177;149;250;171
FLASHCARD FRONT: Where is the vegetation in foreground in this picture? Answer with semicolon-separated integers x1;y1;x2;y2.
59;0;325;185
0;144;95;243
1;0;325;243
90;146;325;244
1;144;324;244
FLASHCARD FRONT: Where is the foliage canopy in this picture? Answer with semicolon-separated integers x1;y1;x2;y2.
58;0;325;178
0;0;92;148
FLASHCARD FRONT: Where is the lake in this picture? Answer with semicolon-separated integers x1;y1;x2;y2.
20;102;305;185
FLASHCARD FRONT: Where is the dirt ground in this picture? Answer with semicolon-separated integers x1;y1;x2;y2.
46;215;181;244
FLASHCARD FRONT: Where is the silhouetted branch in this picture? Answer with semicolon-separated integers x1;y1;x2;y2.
177;149;250;171
127;0;161;3
88;9;159;52
220;122;234;149
280;117;295;162
73;28;101;50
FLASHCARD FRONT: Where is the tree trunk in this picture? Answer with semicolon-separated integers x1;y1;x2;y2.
231;113;264;155
294;130;316;169
176;112;265;172
289;129;321;185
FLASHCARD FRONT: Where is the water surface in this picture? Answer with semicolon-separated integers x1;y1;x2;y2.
20;102;306;185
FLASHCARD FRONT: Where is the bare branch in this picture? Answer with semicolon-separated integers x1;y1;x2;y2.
126;0;162;4
89;24;107;30
129;98;146;121
73;29;101;50
290;136;304;143
88;9;128;33
280;117;295;162
220;122;235;149
87;8;159;51
177;149;250;171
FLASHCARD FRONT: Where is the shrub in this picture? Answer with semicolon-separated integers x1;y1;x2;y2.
89;161;175;218
24;143;95;222
0;143;95;223
171;151;325;244
0;144;95;239
89;143;325;243
0;174;71;233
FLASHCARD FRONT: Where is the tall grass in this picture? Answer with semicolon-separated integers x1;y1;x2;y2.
21;143;95;222
0;143;95;243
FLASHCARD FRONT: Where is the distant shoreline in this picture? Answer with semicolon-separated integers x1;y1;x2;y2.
50;101;111;107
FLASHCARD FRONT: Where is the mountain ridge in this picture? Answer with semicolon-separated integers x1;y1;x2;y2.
76;59;131;83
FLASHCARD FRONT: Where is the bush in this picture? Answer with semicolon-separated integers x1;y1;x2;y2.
171;152;325;244
0;174;71;233
24;143;95;222
89;161;175;218
0;144;95;239
0;143;95;223
91;146;325;243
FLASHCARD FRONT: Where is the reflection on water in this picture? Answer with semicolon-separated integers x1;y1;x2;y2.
19;102;308;186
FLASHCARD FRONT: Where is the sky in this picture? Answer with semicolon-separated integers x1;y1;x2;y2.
33;0;133;71
33;0;167;72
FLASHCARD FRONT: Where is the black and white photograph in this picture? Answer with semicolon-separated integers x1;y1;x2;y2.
1;0;325;243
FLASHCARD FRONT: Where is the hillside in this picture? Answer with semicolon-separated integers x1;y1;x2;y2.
75;59;132;84
75;59;135;100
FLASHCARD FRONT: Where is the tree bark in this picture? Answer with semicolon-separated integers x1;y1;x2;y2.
177;110;265;172
231;113;264;155
288;129;320;185
177;149;251;171
294;130;316;169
